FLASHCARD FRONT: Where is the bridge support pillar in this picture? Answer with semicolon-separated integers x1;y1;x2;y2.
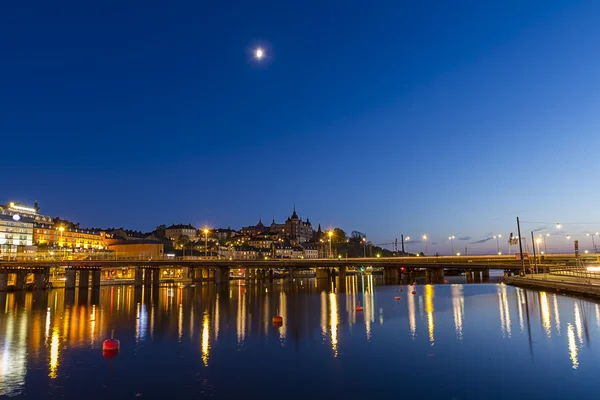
465;270;473;283
245;268;251;280
268;269;274;282
152;269;160;286
134;267;142;287
79;270;90;289
143;269;152;286
91;270;101;288
215;267;229;285
182;267;190;280
15;272;27;290
482;269;490;282
386;267;400;281
0;272;8;291
287;267;294;280
316;268;329;279
34;270;47;289
473;270;481;283
338;266;347;281
66;269;76;290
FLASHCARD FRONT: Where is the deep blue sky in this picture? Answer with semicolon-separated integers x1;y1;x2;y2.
2;1;600;254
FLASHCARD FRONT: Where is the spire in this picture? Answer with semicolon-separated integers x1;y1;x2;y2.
317;224;322;233
291;205;299;220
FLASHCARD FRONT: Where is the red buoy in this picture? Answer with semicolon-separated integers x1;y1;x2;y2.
400;288;403;292
409;283;413;286
413;281;417;285
355;305;364;312
272;316;283;324
394;296;401;301
102;329;120;356
412;290;417;295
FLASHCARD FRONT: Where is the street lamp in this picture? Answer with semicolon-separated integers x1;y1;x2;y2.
538;233;550;254
493;234;502;255
556;223;562;229
255;47;264;60
405;236;410;254
586;232;599;254
422;235;428;256
203;228;209;257
448;236;455;255
58;226;65;259
328;230;333;258
362;237;367;258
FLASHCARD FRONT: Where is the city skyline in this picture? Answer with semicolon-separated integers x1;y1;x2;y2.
3;1;600;254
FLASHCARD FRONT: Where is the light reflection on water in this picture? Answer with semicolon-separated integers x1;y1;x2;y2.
0;277;600;398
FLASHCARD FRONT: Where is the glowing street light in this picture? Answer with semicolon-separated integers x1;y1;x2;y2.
405;236;410;254
203;228;209;257
556;223;562;229
586;232;599;254
362;237;367;258
328;230;333;258
422;235;428;256
448;236;455;255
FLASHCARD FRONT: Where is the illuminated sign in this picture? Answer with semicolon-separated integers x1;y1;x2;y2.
8;203;37;214
12;214;20;221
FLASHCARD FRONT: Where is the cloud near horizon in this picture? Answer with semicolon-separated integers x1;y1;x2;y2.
458;236;471;241
470;237;493;244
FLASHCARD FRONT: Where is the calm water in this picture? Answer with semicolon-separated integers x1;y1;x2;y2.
1;276;600;399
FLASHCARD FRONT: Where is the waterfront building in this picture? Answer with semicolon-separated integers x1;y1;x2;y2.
165;224;198;241
302;244;319;259
0;213;35;259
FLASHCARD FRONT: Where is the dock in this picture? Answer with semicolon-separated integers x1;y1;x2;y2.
506;274;600;299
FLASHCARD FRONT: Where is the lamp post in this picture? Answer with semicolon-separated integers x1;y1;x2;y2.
328;231;333;258
422;235;428;256
493;234;502;255
203;228;209;258
587;232;598;254
448;236;455;255
362;237;367;258
539;233;549;254
405;236;410;254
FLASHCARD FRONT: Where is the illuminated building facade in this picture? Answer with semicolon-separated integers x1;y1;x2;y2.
0;214;34;259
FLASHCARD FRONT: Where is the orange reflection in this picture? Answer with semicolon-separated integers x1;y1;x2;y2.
329;292;339;357
201;312;210;366
49;328;59;378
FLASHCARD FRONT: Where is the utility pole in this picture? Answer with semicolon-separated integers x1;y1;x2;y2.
401;234;405;253
517;217;525;276
531;231;537;274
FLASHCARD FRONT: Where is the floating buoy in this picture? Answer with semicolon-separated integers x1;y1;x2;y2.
272;315;283;324
444;280;449;284
394;296;401;301
355;305;364;312
400;288;403;293
413;281;417;285
102;330;120;357
412;290;417;295
409;283;413;286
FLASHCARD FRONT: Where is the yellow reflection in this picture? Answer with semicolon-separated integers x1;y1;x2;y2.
364;275;375;341
201;312;210;366
540;292;551;338
44;307;51;345
237;287;246;345
452;285;464;341
407;284;416;339
329;292;339;357
425;285;434;345
90;305;97;348
553;295;561;335
320;292;327;340
178;304;183;342
498;285;511;338
278;292;287;343
49;328;59;378
574;303;583;345
214;293;220;341
567;323;578;369
189;305;195;340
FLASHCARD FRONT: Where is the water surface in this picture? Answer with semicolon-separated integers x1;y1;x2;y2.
1;276;599;399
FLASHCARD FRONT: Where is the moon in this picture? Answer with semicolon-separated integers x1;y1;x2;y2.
255;48;264;60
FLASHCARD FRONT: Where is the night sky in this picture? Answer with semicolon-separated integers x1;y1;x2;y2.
2;1;600;254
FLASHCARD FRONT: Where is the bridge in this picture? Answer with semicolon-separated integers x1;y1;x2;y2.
0;253;591;291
